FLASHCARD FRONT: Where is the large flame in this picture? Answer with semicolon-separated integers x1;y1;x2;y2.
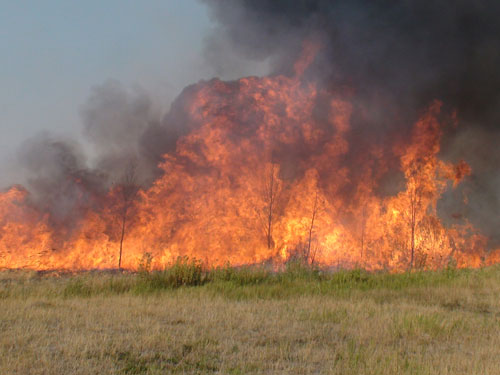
1;50;499;272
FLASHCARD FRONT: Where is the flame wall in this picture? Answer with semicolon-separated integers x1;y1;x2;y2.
1;59;498;271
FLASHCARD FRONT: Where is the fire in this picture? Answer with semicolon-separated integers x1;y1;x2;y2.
1;50;499;272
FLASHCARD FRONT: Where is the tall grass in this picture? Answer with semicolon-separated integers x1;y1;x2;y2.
136;256;204;291
1;260;496;299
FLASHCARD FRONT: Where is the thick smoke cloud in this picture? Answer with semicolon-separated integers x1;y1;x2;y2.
202;0;500;247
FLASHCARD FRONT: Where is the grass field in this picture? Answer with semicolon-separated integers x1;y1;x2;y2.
1;262;499;374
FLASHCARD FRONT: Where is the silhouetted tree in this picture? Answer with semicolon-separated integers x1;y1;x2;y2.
407;171;423;272
260;163;283;250
306;190;319;262
359;204;367;264
116;161;139;270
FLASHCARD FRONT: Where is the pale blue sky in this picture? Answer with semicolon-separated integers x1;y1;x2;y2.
0;0;267;185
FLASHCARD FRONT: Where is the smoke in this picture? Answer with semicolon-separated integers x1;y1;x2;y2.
10;80;193;221
201;0;500;247
438;127;500;246
201;1;500;122
16;133;105;226
81;80;163;185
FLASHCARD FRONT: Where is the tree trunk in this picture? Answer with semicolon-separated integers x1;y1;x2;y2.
410;212;415;272
118;213;126;270
360;205;366;264
409;189;418;272
306;191;318;262
266;166;275;249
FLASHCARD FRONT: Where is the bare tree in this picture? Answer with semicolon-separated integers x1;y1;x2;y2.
284;188;321;266
407;174;423;272
261;163;283;250
116;161;139;270
306;190;319;263
359;204;367;264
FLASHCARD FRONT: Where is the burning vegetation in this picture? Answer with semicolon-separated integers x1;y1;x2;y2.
1;46;498;272
1;1;500;272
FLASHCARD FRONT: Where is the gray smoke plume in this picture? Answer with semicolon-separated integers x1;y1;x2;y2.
9;81;177;224
16;133;106;227
81;80;165;185
80;80;196;186
8;76;203;225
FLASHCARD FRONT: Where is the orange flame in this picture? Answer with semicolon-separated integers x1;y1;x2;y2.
1;54;499;272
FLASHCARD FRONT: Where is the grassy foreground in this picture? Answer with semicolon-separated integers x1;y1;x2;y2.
1;262;499;375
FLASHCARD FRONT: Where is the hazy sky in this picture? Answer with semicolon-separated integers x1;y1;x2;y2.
0;0;268;186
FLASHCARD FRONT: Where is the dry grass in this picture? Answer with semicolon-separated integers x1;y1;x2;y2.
1;266;499;374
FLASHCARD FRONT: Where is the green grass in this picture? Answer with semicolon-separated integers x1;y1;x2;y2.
0;260;495;300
